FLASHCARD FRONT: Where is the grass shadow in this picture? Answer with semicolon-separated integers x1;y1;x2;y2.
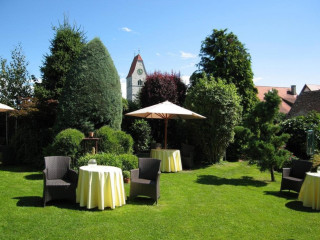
127;196;157;206
264;191;298;200
285;200;319;212
13;196;43;207
24;173;42;180
196;175;267;187
0;164;38;173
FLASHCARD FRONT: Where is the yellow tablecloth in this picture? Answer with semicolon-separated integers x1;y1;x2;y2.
150;149;182;172
298;172;320;210
76;165;126;210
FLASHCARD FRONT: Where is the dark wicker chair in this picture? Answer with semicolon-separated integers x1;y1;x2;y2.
43;156;78;206
130;158;161;203
181;143;195;169
280;159;312;193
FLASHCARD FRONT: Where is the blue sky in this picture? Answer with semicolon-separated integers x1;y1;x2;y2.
0;0;319;97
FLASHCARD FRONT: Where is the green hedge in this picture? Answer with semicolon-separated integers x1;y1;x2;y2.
45;128;84;161
95;125;133;154
76;152;138;171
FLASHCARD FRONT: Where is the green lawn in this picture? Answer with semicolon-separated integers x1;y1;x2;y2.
0;161;319;240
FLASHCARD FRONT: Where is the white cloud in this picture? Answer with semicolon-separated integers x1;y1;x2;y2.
253;77;263;83
180;51;196;59
121;27;132;32
181;75;190;86
156;52;161;56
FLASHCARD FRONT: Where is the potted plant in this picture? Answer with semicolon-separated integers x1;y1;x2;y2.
123;170;130;183
88;131;94;138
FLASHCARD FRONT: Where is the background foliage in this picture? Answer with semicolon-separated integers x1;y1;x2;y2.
281;111;320;159
0;43;32;107
195;28;258;114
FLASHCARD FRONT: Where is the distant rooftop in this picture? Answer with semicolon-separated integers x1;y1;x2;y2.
255;85;297;114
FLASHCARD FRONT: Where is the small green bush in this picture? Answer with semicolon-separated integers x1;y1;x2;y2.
75;152;138;171
96;125;133;154
114;131;134;154
48;128;84;161
129;119;151;153
117;154;138;171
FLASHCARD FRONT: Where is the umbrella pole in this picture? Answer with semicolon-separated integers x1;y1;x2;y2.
6;112;8;145
164;118;168;149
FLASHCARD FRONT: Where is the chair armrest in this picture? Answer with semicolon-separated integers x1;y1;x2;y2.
156;171;161;182
130;169;139;180
43;169;47;180
68;169;78;183
282;168;290;178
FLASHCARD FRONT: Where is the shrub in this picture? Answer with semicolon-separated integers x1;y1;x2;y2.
48;128;84;161
75;152;138;171
114;131;134;154
95;125;133;154
129;119;151;153
118;154;138;171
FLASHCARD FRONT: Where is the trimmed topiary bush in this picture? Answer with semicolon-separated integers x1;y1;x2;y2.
95;125;133;154
129;119;151;153
47;128;84;161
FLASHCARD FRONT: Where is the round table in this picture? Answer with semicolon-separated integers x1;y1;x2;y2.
76;165;126;210
298;172;320;210
150;149;182;172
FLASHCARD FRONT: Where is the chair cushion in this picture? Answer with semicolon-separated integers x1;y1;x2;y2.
283;176;304;183
131;178;155;185
46;179;72;186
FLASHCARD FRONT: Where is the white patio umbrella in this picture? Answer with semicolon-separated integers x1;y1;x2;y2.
0;103;15;145
125;100;206;149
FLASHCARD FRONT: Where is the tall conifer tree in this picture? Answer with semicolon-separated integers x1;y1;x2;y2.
56;38;122;133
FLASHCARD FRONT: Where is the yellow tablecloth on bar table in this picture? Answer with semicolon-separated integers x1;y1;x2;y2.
150;149;182;172
298;172;320;210
76;165;126;210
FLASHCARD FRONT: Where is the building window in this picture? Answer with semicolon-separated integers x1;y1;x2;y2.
138;79;142;86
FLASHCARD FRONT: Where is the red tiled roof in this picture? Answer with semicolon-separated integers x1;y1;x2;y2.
126;54;143;78
255;86;298;114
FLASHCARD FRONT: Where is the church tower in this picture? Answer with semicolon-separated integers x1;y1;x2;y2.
126;54;147;101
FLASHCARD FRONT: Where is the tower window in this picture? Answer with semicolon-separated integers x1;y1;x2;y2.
138;79;143;86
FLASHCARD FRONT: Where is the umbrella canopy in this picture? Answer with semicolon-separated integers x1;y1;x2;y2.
126;100;205;148
0;103;15;145
0;103;14;112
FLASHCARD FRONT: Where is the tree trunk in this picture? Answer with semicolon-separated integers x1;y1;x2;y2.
270;166;275;182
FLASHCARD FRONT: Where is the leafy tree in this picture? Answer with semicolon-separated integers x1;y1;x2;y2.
196;29;258;114
185;73;242;163
139;71;187;107
35;17;86;101
246;89;291;181
281;111;320;159
138;71;187;145
0;43;32;107
55;38;122;133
